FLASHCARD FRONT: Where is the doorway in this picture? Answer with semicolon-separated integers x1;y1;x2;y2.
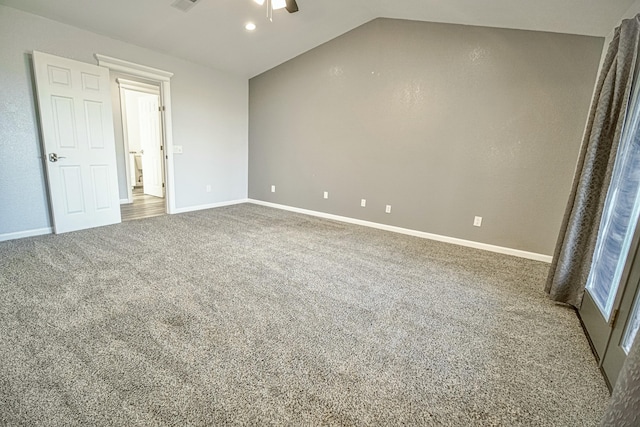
95;53;176;215
117;79;166;221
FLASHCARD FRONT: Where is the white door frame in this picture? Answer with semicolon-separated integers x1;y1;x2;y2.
117;78;163;203
95;54;176;214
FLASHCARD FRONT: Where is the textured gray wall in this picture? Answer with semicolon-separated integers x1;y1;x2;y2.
0;5;248;236
249;18;603;255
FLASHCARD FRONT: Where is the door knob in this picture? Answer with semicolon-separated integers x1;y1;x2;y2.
48;153;66;162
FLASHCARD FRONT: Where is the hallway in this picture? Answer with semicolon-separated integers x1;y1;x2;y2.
120;188;165;221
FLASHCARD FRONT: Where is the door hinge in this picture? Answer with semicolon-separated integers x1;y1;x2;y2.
160;145;163;151
609;308;619;328
158;106;165;112
162;183;165;188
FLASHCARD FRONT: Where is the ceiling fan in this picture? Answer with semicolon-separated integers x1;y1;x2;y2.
284;0;299;13
171;0;298;14
254;0;299;20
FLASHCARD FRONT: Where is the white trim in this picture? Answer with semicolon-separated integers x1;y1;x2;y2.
95;54;176;214
248;199;553;263
160;81;176;214
94;54;173;81
0;227;52;242
120;198;131;205
116;78;160;95
118;84;134;203
173;199;249;214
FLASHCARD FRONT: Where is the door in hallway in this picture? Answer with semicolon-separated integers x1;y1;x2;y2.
138;93;165;198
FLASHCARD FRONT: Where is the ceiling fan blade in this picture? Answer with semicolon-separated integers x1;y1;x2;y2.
285;0;299;13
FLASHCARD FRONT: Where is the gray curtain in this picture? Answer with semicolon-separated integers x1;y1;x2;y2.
545;16;640;308
600;332;640;426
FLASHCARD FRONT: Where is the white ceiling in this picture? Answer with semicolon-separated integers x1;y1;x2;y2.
0;0;635;77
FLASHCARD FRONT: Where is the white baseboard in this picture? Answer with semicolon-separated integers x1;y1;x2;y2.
248;199;552;263
0;199;245;242
120;198;132;205
172;198;249;214
0;227;53;242
0;201;552;263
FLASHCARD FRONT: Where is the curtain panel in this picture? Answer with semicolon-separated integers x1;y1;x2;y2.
545;16;640;308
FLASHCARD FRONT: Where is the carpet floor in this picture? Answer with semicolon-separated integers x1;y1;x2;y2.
0;204;609;426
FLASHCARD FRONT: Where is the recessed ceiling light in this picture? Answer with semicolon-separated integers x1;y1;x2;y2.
272;0;286;10
253;0;265;5
245;22;257;31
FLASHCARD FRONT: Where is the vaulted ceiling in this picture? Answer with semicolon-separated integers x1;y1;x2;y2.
0;0;635;77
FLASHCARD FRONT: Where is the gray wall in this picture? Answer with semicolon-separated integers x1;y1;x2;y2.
0;5;248;236
248;18;603;255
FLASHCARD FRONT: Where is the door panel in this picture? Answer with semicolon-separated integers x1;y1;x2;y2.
139;94;164;198
48;66;71;87
90;166;112;210
52;96;77;148
60;166;85;214
580;292;611;359
81;72;101;91
602;244;640;385
33;51;121;233
85;101;105;148
622;291;640;353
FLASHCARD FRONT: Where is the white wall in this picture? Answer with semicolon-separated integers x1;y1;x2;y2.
0;5;248;237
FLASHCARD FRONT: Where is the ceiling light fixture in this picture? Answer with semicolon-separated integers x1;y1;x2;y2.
253;0;265;5
245;22;257;31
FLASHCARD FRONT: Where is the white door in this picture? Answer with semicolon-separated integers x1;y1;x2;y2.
138;94;164;198
33;51;121;233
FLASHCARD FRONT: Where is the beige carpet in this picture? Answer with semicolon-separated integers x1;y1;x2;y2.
0;204;609;425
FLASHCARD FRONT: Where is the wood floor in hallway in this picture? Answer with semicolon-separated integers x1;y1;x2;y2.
120;187;165;221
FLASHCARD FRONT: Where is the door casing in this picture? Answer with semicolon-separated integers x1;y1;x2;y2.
95;54;176;214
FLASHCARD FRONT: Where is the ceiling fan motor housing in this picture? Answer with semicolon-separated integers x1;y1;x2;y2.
285;0;299;13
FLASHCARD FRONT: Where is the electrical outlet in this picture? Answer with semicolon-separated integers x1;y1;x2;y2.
173;145;183;154
324;191;329;199
206;184;212;193
361;199;366;207
271;185;276;193
474;216;483;227
385;205;392;214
